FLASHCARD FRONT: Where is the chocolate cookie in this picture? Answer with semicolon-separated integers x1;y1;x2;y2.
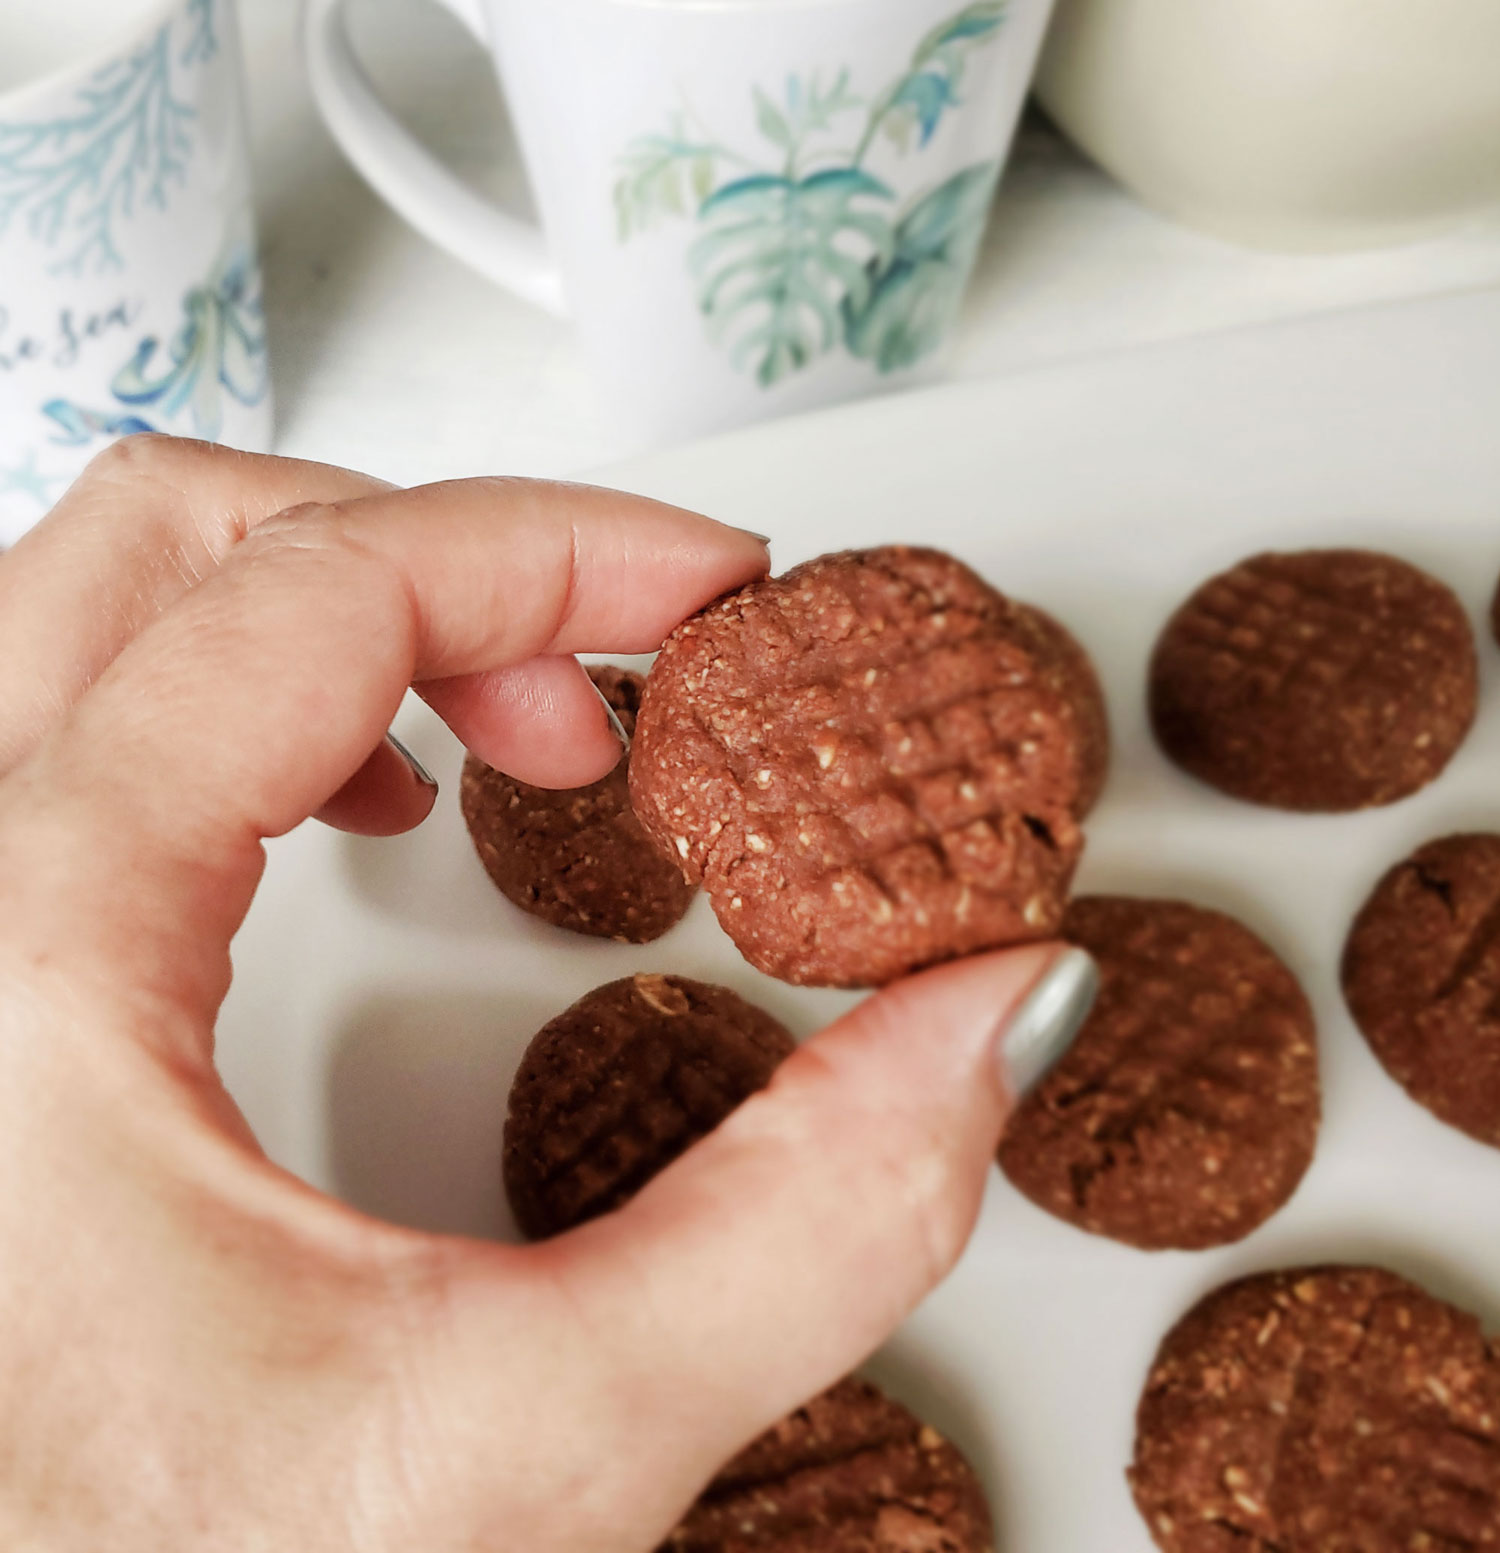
1011;602;1111;816
630;547;1099;988
502;973;794;1239
461;664;695;943
1130;1265;1500;1553
998;896;1319;1250
661;1377;993;1553
1342;833;1500;1149
1149;549;1477;811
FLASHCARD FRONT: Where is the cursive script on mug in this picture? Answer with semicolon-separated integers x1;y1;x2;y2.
0;299;144;373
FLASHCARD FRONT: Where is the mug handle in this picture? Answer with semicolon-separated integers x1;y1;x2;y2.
301;0;568;316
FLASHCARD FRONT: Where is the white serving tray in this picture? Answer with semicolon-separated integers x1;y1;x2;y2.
221;287;1500;1552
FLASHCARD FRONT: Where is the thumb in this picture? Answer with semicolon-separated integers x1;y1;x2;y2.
426;942;1096;1550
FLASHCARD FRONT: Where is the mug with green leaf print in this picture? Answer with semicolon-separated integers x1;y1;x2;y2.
305;0;1056;443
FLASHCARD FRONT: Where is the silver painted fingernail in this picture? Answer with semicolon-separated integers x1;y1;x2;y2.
734;526;773;545
592;678;631;752
997;947;1098;1099
386;733;438;790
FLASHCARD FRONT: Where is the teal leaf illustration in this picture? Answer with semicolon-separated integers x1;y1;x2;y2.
754;86;794;151
857;0;1007;164
613;121;731;240
889;73;957;147
915;1;1008;59
692;167;895;387
843;161;997;373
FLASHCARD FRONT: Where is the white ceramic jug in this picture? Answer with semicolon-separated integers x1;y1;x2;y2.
1036;0;1500;251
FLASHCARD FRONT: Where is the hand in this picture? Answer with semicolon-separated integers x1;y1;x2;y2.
0;437;1089;1551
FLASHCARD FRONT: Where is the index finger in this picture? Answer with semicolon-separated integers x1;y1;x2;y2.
0;437;392;774
10;478;767;1043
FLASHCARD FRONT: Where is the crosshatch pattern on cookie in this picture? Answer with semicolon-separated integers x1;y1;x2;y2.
660;1377;994;1553
1150;549;1477;812
632;549;1092;987
1173;556;1458;701
999;897;1320;1251
1129;1266;1500;1553
503;974;794;1239
1343;833;1500;1148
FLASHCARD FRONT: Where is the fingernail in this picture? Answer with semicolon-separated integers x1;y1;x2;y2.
386;732;438;790
592;678;631;753
996;947;1098;1099
734;526;773;546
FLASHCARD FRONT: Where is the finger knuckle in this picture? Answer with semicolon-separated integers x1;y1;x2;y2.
236;506;418;645
80;431;212;488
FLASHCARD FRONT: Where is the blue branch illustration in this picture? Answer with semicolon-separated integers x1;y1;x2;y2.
182;0;220;66
0;2;213;274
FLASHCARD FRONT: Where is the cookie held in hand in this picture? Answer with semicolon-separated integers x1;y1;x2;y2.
631;547;1103;988
1149;549;1476;811
502;973;794;1240
461;664;695;943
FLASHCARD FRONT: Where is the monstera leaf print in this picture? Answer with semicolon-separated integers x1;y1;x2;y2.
614;2;1009;387
859;2;1007;157
613;120;722;241
843;160;997;372
690;168;895;387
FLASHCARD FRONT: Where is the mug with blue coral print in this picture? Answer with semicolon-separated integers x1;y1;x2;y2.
304;0;1056;443
0;0;270;546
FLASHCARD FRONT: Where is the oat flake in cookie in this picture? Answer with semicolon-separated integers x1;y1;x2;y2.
1149;549;1477;811
460;665;695;943
999;896;1320;1251
1130;1265;1500;1553
1342;833;1500;1149
630;547;1100;988
502;974;793;1239
660;1377;993;1553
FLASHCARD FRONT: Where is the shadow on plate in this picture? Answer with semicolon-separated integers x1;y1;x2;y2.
325;985;557;1242
339;715;515;934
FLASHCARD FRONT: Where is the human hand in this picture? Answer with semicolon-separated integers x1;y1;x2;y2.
0;437;1093;1551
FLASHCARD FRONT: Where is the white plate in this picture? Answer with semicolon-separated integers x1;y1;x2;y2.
221;288;1500;1552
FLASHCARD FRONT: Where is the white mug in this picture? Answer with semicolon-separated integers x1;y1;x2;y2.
0;0;271;546
1037;0;1500;253
304;0;1056;443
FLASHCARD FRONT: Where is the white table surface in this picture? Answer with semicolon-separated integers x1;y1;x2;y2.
244;0;1500;485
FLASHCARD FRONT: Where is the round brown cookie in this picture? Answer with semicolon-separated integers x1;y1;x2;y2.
502;973;794;1239
1149;549;1477;811
998;896;1319;1250
1342;833;1500;1149
1130;1265;1500;1553
630;547;1095;988
660;1377;993;1553
461;664;695;943
1010;602;1111;816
